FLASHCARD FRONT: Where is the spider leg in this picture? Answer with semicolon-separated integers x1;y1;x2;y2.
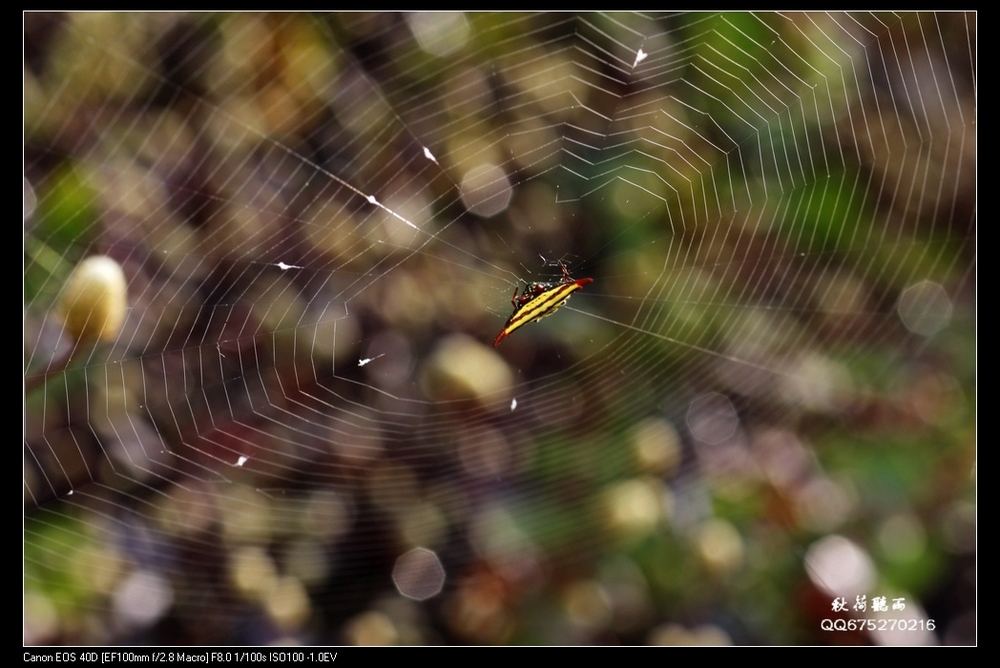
510;286;521;309
558;260;571;283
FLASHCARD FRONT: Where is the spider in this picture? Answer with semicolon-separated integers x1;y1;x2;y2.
493;261;593;348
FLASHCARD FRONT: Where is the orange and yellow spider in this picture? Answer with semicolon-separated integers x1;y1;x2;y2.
493;261;593;347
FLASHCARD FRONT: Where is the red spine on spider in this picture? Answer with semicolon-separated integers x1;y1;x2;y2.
493;261;593;348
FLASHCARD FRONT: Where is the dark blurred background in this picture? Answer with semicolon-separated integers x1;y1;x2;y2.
24;12;975;645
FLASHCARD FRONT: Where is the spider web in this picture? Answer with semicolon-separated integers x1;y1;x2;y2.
24;12;976;646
